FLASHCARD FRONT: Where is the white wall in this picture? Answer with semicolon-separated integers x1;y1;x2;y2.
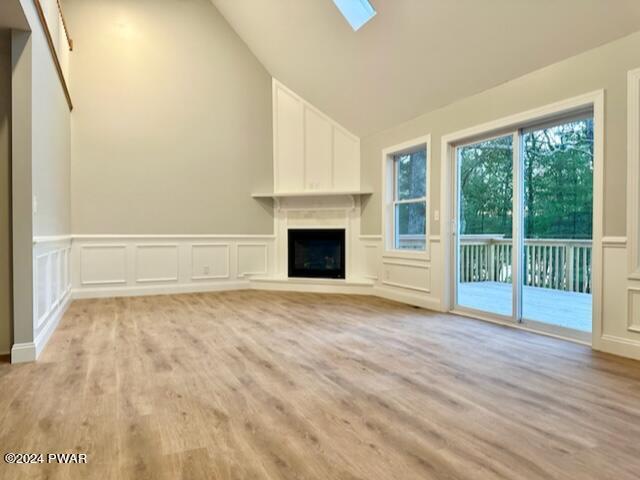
11;0;72;362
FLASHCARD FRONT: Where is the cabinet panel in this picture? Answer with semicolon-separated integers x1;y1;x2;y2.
304;106;333;191
275;86;304;192
333;126;360;191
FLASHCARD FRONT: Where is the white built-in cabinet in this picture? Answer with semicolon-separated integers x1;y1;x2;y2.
273;80;361;194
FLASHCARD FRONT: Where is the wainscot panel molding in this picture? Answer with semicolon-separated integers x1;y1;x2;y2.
72;235;277;298
626;287;640;333
362;243;381;281
80;244;127;286
597;239;640;359
374;285;443;312
191;244;230;280
14;236;73;363
237;244;269;278
72;234;276;240
602;236;627;248
135;244;180;284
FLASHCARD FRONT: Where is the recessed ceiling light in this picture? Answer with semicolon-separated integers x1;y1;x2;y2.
332;0;376;31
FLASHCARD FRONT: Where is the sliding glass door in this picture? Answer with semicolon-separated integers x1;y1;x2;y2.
455;134;515;319
453;114;594;339
521;117;593;335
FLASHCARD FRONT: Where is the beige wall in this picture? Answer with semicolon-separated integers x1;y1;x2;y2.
65;0;274;235
361;30;640;237
0;31;11;354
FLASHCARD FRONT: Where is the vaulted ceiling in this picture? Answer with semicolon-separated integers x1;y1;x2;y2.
211;0;640;137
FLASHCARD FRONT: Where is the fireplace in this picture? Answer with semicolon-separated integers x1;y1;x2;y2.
288;229;346;279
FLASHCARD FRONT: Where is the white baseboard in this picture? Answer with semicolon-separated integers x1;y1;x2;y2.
375;285;444;312
13;290;73;363
33;291;72;360
10;342;37;363
250;277;375;295
72;281;252;299
598;334;640;361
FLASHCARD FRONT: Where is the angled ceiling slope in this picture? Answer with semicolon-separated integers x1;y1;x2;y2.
211;0;640;137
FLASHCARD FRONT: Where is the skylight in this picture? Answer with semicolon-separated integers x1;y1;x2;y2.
332;0;376;31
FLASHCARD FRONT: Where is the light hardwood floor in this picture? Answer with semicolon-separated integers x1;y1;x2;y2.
1;290;640;479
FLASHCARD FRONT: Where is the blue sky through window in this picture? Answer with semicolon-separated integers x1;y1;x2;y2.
332;0;376;31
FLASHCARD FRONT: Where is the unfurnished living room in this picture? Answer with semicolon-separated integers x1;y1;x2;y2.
2;0;640;478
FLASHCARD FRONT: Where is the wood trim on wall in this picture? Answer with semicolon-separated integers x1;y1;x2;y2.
33;0;73;111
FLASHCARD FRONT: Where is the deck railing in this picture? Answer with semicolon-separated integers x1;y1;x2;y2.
459;235;592;293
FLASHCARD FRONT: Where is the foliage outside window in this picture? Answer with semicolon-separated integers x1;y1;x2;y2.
458;118;593;240
393;148;427;250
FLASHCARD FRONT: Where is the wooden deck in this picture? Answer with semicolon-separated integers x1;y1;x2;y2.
458;281;592;332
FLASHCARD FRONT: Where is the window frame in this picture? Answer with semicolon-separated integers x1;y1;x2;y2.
382;134;431;260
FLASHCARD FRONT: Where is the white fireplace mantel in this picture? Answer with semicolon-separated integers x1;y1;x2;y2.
253;190;371;212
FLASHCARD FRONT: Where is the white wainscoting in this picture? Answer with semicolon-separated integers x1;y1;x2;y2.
191;244;230;280
72;235;276;298
13;236;73;363
372;236;444;311
135;244;179;283
237;244;269;278
359;235;382;281
596;237;640;360
382;259;430;293
80;244;127;286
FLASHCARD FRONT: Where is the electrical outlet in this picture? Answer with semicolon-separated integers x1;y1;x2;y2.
434;210;440;221
204;266;210;275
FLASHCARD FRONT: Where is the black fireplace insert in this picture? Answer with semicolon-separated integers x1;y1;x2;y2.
288;229;346;279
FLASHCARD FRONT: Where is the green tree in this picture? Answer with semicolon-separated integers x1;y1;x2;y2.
459;119;593;240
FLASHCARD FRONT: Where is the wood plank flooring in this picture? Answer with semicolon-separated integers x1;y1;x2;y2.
1;290;640;479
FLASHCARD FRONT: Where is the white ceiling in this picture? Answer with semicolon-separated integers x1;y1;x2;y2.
211;0;640;137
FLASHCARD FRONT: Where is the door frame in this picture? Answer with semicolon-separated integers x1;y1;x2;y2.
440;91;604;346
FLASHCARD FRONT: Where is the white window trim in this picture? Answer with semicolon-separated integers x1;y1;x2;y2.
382;134;431;260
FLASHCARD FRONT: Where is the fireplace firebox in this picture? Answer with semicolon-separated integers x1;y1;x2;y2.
288;229;346;279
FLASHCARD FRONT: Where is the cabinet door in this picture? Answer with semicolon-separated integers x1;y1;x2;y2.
304;107;333;191
275;86;304;192
332;126;360;191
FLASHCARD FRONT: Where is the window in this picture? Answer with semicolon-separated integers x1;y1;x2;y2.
392;147;427;251
332;0;376;31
